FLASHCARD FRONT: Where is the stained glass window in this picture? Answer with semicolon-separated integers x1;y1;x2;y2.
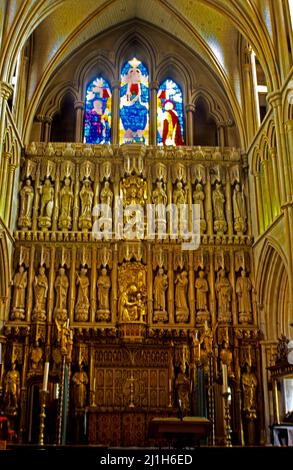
84;77;112;144
119;58;149;144
157;79;184;146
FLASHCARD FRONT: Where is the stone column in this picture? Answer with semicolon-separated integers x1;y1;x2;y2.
0;151;11;216
255;173;264;234
0;82;13;158
284;121;293;196
272;0;291;80
250;49;261;129
150;81;159;145
4;163;16;225
74;100;84;143
267;92;289;204
34;114;44;141
242;48;258;140
261;159;273;225
185;104;195;146
111;80;120;145
217;123;226;148
47;246;56;323
268;147;281;213
91;246;97;323
43;116;52;143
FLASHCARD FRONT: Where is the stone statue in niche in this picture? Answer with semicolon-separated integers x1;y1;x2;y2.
212;183;227;234
38;178;54;230
32;266;48;321
152;181;167;235
54;267;69;322
4;363;20;415
58;177;74;230
29;340;43;372
153;268;168;322
233;183;247;234
18;179;34;229
175;270;189;323
97;267;111;321
72;363;88;409
236;270;253;323
195;270;209;323
11;266;27;320
75;268;90;321
175;362;190;415
79;179;94;230
215;269;232;323
152;181;167;205
100;181;113;207
220;338;234;379
173;182;188;235
193;183;206;233
242;363;258;419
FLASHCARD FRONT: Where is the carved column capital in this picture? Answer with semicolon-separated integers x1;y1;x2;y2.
267;91;282;108
74;100;84;111
0;81;13;100
185;104;196;113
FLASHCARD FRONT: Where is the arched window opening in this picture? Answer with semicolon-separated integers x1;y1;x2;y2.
157;79;184;146
51;93;75;142
119;57;149;144
84;77;112;144
193;98;218;146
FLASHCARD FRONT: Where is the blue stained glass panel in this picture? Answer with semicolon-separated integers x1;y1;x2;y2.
84;77;112;144
119;57;149;144
157;79;184;146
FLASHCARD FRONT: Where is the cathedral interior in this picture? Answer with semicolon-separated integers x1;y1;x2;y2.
0;0;292;449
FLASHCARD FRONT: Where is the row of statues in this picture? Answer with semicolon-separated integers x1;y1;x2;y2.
11;264;253;324
18;177;247;235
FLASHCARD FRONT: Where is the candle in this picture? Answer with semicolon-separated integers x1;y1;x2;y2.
66;319;70;329
43;362;50;391
222;363;228;394
93;377;96;391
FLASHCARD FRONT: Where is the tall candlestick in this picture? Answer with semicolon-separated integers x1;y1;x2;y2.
43;362;50;391
0;342;2;364
222;363;228;394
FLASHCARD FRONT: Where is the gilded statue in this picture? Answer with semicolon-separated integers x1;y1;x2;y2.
58;177;73;230
29;340;43;372
18;179;34;229
215;269;232;322
212;183;227;234
220;337;234;378
175;271;189;323
195;270;209;322
97;268;111;320
79;179;94;230
152;181;167;205
175;362;190;415
11;266;27;320
4;363;20;414
72;363;88;409
100;181;113;207
242;364;258;419
119;284;146;322
54;267;69;322
32;266;48;321
193;183;206;232
38;178;54;229
75;268;90;321
200;321;214;357
233;183;247;234
236;270;253;324
153;268;168;321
